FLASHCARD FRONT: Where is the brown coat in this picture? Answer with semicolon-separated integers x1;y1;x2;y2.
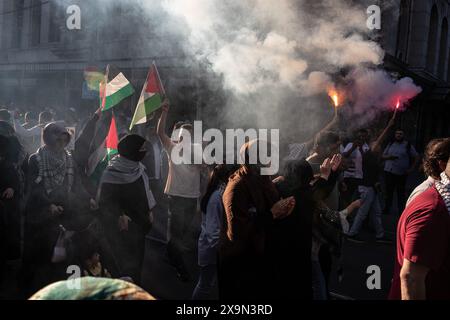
220;165;279;259
218;165;279;299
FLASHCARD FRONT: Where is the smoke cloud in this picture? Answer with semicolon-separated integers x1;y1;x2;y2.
49;0;422;139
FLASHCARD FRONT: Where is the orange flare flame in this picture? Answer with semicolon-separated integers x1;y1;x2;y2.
328;90;339;108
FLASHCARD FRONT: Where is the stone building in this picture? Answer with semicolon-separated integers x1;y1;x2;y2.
382;0;450;148
0;0;207;123
0;0;448;148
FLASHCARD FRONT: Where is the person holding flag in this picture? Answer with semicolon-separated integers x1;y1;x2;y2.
157;98;203;282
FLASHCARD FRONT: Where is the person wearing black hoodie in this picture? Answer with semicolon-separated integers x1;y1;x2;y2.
20;122;93;298
97;134;155;285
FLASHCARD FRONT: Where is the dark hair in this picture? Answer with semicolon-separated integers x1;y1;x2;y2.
316;131;339;148
282;159;314;191
173;121;186;131
39;111;53;124
357;128;369;136
0;109;11;122
423;138;450;178
181;123;193;131
73;231;100;263
0;121;24;163
200;164;238;213
24;111;37;122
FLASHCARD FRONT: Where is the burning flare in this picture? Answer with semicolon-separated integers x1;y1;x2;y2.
328;90;340;108
395;100;400;110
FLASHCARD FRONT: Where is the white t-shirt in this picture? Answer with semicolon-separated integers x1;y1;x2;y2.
164;142;202;199
342;143;369;179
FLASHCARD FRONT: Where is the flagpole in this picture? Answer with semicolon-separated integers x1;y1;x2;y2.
101;64;110;111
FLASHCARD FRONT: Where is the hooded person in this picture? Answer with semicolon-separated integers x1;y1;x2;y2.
97;134;156;285
20;122;93;298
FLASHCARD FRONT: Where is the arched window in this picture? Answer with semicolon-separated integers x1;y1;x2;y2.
438;18;448;79
426;5;439;74
395;0;410;61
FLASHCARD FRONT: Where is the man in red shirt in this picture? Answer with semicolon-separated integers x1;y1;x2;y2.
389;139;450;300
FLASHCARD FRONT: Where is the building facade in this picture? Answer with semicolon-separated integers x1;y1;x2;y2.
0;0;207;123
382;0;450;148
0;0;449;148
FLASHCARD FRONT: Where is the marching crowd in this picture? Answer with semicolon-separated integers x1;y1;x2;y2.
0;98;449;300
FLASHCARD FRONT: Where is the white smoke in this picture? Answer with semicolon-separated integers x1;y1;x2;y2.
162;0;384;94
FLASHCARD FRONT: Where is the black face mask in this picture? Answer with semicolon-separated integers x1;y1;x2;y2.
130;151;147;162
118;134;147;162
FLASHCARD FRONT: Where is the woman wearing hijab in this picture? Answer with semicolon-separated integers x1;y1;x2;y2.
97;134;156;285
272;157;361;300
21;122;92;297
218;140;296;300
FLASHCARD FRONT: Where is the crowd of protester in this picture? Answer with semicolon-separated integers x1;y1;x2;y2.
0;98;449;301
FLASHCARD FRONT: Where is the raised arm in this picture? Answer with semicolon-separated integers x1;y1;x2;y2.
371;112;396;154
12;112;41;139
304;109;339;151
157;99;174;151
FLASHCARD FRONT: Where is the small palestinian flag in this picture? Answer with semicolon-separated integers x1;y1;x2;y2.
100;70;134;111
129;62;165;130
87;113;119;180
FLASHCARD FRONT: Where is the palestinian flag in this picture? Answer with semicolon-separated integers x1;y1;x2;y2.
87;113;119;181
129;62;165;130
105;116;118;160
101;72;135;111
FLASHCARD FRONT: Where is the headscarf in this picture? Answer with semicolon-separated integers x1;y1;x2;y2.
29;277;156;300
117;134;147;162
35;122;74;194
97;134;156;211
0;120;14;137
0;120;26;165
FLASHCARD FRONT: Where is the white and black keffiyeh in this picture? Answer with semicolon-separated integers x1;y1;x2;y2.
435;172;450;214
35;146;75;195
96;155;156;211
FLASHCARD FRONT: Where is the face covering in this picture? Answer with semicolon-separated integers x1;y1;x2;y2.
117;134;147;162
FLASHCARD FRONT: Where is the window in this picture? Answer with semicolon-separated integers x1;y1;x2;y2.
437;18;448;80
30;0;42;46
395;0;410;62
11;0;25;48
101;4;122;41
49;0;63;43
426;5;439;74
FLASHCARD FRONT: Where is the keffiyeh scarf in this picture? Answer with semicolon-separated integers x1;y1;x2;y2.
435;172;450;214
35;146;75;195
96;155;156;211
